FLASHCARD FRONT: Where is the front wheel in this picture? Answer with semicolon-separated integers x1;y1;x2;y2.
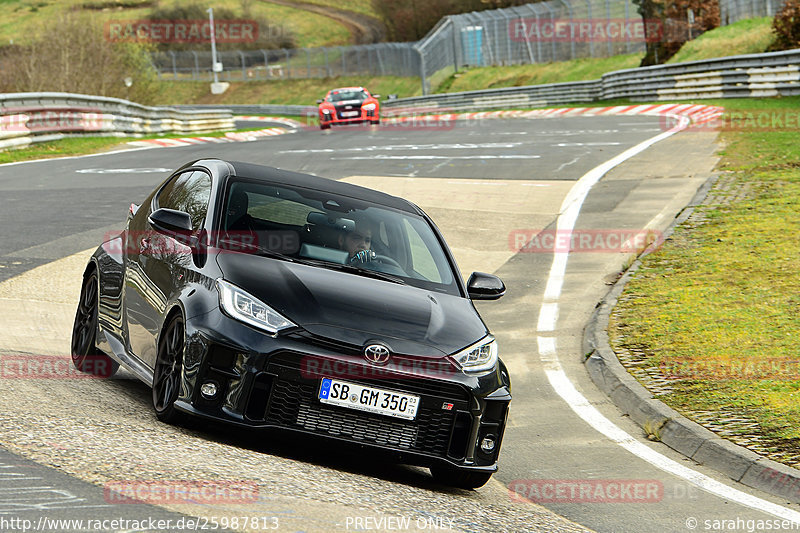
152;314;185;424
71;271;118;378
430;465;493;489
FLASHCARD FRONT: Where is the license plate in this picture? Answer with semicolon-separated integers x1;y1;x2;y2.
340;111;359;117
318;378;419;420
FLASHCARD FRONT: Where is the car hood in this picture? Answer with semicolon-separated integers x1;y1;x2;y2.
216;253;487;357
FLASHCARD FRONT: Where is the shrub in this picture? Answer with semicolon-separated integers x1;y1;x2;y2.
0;13;159;104
771;0;800;50
145;2;295;51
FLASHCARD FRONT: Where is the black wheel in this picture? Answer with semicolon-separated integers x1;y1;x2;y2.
153;314;185;424
71;271;118;378
370;119;380;126
430;465;493;489
320;123;331;130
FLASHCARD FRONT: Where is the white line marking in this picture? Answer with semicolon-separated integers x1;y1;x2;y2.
536;113;800;521
333;155;541;160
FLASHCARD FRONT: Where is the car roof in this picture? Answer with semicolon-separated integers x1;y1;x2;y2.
330;87;366;92
217;160;418;214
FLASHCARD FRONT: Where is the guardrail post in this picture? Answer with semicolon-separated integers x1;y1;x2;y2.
169;51;177;79
285;49;291;79
191;51;199;80
262;49;269;80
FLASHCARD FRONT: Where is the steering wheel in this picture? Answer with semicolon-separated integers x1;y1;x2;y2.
373;254;402;269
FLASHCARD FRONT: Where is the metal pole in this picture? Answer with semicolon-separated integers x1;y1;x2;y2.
207;8;219;84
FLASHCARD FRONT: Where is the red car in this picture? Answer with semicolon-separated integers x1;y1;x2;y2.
317;87;380;130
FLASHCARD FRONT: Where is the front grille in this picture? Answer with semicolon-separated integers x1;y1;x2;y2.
264;377;456;456
297;400;417;449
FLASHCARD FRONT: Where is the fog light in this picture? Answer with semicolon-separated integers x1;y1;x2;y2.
480;435;496;453
200;381;218;399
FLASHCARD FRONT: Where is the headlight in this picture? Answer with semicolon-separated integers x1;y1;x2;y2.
216;279;295;335
362;103;376;111
452;336;498;373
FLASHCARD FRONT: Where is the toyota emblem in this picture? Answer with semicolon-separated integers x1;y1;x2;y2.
364;344;391;365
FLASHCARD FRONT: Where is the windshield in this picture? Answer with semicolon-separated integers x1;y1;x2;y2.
219;179;459;295
328;89;368;103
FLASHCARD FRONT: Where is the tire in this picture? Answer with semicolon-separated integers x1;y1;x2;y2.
320;123;331;130
71;271;118;378
430;465;493;489
370;119;380;126
152;314;186;424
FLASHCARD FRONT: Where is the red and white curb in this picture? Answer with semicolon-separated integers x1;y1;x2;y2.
383;103;725;129
127;127;291;148
126;116;305;148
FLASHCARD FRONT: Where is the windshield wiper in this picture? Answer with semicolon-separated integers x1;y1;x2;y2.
303;260;406;285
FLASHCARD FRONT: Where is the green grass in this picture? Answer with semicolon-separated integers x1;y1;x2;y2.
0;126;268;163
0;0;352;48
609;96;800;452
0;135;133;164
437;54;645;93
154;76;423;105
668;17;776;64
298;0;378;18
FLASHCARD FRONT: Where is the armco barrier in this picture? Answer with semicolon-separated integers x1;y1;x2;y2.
381;48;800;113
0;92;234;150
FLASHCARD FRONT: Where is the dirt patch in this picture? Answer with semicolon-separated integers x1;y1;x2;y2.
260;0;387;44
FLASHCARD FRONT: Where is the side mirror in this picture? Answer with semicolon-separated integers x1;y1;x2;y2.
467;272;505;300
316;99;323;104
372;94;381;99
148;208;192;235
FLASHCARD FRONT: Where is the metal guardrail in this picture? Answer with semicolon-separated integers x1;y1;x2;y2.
175;104;316;116
0;92;235;150
383;48;800;111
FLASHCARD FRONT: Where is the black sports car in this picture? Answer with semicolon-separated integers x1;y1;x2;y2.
71;159;511;489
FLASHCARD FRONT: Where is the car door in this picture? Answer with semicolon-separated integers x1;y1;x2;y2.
125;170;212;367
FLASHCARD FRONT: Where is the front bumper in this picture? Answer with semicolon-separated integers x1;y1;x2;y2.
179;311;511;472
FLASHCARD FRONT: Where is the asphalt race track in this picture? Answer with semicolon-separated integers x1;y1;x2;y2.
0;116;797;532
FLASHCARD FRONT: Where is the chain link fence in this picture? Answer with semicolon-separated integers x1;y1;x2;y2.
152;0;788;95
719;0;785;24
153;43;420;81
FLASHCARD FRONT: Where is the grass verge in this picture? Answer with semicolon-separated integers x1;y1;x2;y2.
608;96;800;464
0;126;275;164
153;76;423;105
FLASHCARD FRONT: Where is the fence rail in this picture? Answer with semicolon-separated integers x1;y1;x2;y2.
0;92;234;150
152;0;789;95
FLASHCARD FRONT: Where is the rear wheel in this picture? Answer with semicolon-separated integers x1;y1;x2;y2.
320;123;331;130
71;271;118;378
152;314;185;424
430;465;493;489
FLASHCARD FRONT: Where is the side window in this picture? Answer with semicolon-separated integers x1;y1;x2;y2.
157;171;212;231
403;219;442;283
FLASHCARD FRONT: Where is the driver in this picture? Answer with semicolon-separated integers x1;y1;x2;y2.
339;221;375;265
